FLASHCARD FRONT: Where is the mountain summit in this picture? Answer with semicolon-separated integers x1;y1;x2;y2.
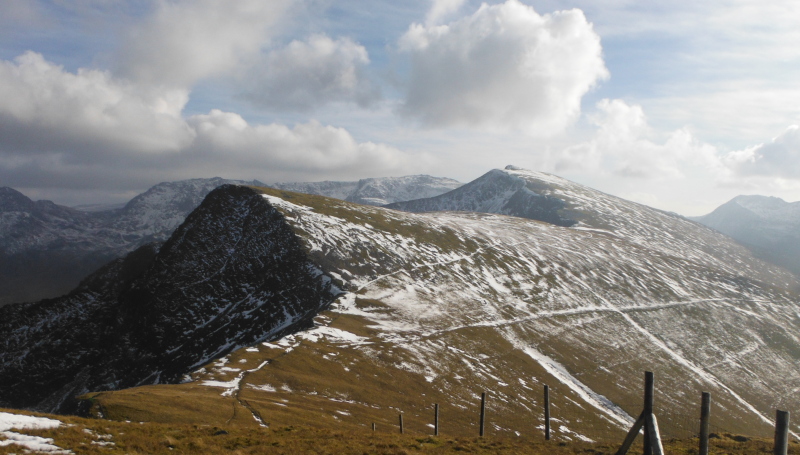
692;195;800;276
387;167;576;227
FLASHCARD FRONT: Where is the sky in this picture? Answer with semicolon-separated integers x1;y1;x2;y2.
1;0;799;216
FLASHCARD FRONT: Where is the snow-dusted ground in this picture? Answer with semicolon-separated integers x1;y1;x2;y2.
251;169;800;437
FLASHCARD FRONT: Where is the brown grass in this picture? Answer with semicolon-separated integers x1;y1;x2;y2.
0;408;797;455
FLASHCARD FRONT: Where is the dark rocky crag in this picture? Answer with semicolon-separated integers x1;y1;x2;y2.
0;185;339;413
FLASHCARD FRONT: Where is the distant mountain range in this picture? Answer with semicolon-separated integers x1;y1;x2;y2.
691;195;800;277
0;178;258;306
0;175;461;306
1;167;797;441
273;174;462;206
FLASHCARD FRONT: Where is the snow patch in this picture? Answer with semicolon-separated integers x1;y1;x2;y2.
0;412;62;432
521;347;633;429
0;412;68;454
249;384;277;392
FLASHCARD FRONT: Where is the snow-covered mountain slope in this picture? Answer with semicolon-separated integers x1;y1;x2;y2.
692;195;800;277
386;166;575;226
388;166;796;287
0;185;337;412
106;177;270;240
272;174;462;206
81;179;800;440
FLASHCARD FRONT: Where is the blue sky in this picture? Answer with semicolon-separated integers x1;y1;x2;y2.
1;0;799;215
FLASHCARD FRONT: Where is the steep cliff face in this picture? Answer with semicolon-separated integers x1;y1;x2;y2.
0;185;338;412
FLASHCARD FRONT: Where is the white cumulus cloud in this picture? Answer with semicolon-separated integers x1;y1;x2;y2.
425;0;467;25
116;0;290;88
0;53;410;197
398;0;608;135
725;125;800;179
186;110;406;173
244;34;379;111
556;99;719;179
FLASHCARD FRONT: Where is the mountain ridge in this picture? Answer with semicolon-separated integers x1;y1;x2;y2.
386;168;576;227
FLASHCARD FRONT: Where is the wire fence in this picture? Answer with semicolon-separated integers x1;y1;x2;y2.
360;375;794;452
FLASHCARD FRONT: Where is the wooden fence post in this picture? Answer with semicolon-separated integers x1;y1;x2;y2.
616;412;646;455
479;392;487;437
399;413;404;434
615;371;663;455
544;385;551;440
699;392;710;455
434;403;439;436
644;372;654;455
774;410;790;455
372;422;376;432
645;413;665;455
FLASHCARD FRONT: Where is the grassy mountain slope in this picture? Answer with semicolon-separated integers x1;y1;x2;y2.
86;176;800;442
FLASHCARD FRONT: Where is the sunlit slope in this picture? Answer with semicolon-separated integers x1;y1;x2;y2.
92;181;800;441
